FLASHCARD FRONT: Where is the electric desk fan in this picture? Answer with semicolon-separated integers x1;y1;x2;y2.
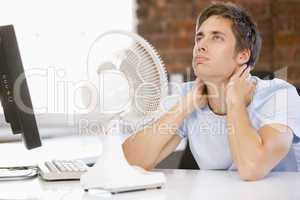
80;30;168;194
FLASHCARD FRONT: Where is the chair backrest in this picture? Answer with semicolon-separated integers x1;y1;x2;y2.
251;70;274;80
178;141;199;169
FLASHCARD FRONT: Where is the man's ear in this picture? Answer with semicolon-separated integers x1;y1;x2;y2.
236;49;251;65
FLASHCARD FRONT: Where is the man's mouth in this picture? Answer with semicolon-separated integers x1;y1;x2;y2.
195;56;209;64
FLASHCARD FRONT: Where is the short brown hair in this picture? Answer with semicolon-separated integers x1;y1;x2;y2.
196;2;262;67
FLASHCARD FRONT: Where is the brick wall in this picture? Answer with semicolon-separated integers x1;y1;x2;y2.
136;0;300;87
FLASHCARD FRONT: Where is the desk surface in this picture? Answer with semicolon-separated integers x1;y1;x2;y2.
0;169;299;200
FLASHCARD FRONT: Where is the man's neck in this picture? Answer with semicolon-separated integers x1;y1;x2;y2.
205;79;229;116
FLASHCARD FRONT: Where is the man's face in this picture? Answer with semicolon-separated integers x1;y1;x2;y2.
193;15;240;82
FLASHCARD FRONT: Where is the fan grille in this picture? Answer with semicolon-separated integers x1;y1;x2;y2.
89;31;168;120
120;40;168;117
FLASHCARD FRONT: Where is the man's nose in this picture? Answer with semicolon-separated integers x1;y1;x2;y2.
196;39;208;53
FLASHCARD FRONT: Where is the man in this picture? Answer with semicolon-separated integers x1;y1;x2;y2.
123;2;300;181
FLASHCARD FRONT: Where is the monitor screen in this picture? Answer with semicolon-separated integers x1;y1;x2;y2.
0;25;41;149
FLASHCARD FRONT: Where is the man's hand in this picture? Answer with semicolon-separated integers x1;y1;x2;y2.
183;77;208;113
226;64;256;108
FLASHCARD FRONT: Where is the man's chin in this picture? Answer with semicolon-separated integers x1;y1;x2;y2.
195;65;213;76
194;73;211;82
195;71;225;82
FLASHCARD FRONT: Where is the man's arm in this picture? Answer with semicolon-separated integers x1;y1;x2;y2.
226;104;293;181
122;98;193;170
225;65;294;181
152;134;182;167
123;79;207;170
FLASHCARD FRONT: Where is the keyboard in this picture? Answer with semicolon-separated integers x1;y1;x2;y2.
38;159;89;181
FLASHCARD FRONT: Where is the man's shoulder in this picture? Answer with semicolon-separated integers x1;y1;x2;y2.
249;76;300;120
250;76;300;143
252;76;299;103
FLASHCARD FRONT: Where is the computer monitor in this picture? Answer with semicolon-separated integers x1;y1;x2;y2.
0;25;41;149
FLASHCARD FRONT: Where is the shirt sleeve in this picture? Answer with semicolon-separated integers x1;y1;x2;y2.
176;118;188;138
257;85;300;143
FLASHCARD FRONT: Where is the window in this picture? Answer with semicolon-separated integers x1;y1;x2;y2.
0;0;135;117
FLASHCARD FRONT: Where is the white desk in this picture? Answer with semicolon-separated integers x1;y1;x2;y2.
0;169;299;200
0;136;299;199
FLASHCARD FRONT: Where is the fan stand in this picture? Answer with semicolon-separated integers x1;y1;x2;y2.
80;121;166;194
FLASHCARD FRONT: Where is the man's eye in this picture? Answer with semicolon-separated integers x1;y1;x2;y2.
195;37;202;42
213;35;223;41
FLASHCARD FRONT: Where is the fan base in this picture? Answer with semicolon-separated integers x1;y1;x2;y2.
80;135;166;194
